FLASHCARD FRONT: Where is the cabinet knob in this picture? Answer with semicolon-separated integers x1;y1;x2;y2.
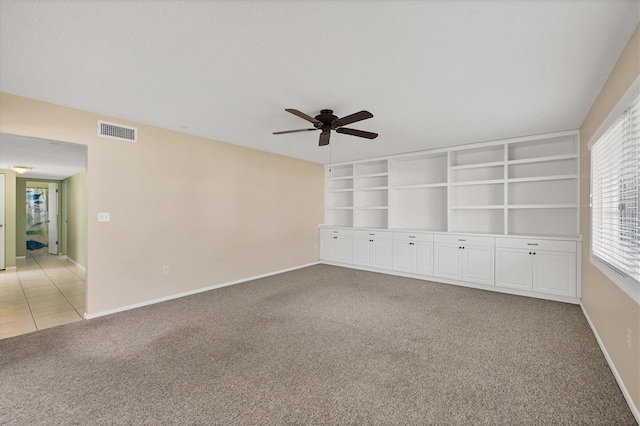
529;252;532;255
334;237;338;239
533;252;536;255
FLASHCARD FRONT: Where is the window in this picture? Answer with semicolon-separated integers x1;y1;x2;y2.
590;78;639;304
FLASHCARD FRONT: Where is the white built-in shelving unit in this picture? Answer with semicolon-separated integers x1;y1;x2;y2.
321;130;581;304
324;130;579;238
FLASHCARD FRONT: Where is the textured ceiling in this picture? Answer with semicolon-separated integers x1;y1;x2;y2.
0;1;638;165
0;133;87;180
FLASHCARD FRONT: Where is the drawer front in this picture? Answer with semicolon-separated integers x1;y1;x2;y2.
435;234;494;247
393;232;434;242
320;228;354;237
496;238;576;253
354;230;393;240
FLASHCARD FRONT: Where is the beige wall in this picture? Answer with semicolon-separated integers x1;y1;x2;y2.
0;93;324;314
65;172;86;268
580;25;640;410
0;169;17;268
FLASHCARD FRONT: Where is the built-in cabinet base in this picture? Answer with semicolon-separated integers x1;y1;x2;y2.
321;260;580;305
320;227;580;305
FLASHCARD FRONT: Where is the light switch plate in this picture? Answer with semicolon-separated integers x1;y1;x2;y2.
98;212;111;222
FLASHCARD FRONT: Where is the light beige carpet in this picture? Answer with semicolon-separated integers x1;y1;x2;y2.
0;265;636;425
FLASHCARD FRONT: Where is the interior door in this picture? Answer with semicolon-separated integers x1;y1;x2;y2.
0;174;5;270
48;182;58;255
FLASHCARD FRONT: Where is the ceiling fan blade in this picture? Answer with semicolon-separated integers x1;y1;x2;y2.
273;128;317;135
336;127;378;139
285;109;322;126
332;110;373;128
319;131;331;146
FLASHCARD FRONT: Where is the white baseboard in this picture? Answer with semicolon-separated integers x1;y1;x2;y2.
16;256;26;260
84;261;320;320
580;303;640;424
3;266;17;270
66;256;86;272
321;261;580;305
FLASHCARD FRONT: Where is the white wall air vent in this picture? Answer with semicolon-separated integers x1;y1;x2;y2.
97;120;138;143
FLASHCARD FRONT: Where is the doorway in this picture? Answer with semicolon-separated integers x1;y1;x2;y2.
0;133;87;338
26;183;59;254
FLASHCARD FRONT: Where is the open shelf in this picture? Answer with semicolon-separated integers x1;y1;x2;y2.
508;208;577;236
450;145;504;168
508;158;577;179
449;179;504;186
356;172;388;178
508;204;578;209
325;209;353;227
355;160;388;176
326;164;353;179
508;179;576;205
326;191;353;208
450;205;505;210
390;153;448;187
389;186;447;230
507;153;578;165
450;166;504;183
450;209;504;234
508;174;577;183
393;183;447;189
450;183;504;207
359;186;388;191
354;209;388;228
449;161;504;170
356;175;388;189
508;136;577;162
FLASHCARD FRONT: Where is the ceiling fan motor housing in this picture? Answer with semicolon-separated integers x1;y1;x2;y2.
316;109;338;131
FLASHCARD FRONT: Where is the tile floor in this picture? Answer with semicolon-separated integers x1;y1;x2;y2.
0;253;86;339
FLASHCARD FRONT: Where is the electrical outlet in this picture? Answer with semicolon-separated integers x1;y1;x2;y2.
162;266;169;275
626;328;632;350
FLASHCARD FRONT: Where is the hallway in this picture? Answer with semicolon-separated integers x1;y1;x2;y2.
0;253;85;339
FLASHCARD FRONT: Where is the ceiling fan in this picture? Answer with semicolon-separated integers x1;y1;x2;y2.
273;109;378;146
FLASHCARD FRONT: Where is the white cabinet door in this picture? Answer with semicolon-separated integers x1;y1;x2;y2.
415;242;433;276
394;241;412;273
353;237;372;266
496;248;532;290
463;245;495;285
373;239;393;270
320;234;337;261
533;250;576;297
336;237;354;264
434;243;461;280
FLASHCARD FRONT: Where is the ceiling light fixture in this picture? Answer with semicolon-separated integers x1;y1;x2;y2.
10;165;32;174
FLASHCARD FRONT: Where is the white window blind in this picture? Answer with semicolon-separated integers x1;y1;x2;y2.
591;93;639;297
